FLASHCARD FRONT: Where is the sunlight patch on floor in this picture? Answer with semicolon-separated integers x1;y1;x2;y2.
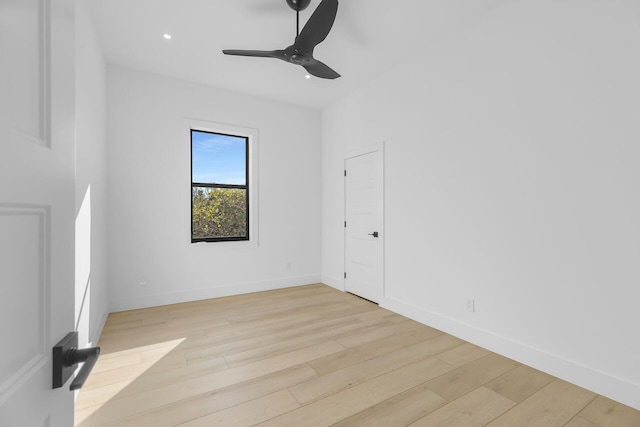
75;338;186;426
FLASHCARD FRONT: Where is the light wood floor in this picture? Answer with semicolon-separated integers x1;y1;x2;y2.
76;284;640;426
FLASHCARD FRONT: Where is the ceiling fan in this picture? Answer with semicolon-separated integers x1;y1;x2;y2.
223;0;341;79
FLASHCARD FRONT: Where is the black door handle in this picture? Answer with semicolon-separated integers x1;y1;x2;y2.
53;332;100;390
368;231;379;238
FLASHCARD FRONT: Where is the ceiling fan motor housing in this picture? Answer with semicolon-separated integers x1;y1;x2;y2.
286;0;312;11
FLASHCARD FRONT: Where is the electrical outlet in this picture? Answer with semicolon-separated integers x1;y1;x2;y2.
466;298;475;313
286;261;292;271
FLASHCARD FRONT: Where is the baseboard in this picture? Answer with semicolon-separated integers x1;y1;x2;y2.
90;310;109;346
109;274;322;313
381;296;640;411
320;274;344;292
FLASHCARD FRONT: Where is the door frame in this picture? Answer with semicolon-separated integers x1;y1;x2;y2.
343;141;385;301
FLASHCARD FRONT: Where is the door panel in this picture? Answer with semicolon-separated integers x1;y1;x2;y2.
0;207;47;391
344;148;383;303
0;0;76;425
0;0;47;143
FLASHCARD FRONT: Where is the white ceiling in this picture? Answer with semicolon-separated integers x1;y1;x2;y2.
87;0;507;109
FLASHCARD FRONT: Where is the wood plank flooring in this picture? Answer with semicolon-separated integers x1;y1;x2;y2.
75;284;640;426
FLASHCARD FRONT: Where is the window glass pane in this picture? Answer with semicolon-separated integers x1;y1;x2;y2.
192;131;246;185
192;187;247;240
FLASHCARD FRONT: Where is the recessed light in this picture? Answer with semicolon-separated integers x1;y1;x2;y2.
305;74;311;79
163;34;172;40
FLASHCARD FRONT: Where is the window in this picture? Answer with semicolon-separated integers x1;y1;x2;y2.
191;129;249;242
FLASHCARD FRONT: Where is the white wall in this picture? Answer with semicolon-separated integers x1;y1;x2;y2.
75;0;109;347
321;0;640;409
107;66;321;311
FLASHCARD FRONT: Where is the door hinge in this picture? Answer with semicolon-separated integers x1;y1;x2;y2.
344;170;347;177
344;272;347;279
344;221;346;228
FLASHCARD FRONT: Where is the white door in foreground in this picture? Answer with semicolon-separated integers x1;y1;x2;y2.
344;146;384;303
0;0;77;425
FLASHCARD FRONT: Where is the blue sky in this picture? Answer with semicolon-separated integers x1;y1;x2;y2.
191;131;246;185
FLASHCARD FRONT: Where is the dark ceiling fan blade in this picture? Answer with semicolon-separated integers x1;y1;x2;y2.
222;49;286;60
303;58;340;79
222;0;341;79
295;0;338;51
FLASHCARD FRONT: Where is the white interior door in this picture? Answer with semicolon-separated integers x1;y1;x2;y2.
344;146;383;303
0;0;77;425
